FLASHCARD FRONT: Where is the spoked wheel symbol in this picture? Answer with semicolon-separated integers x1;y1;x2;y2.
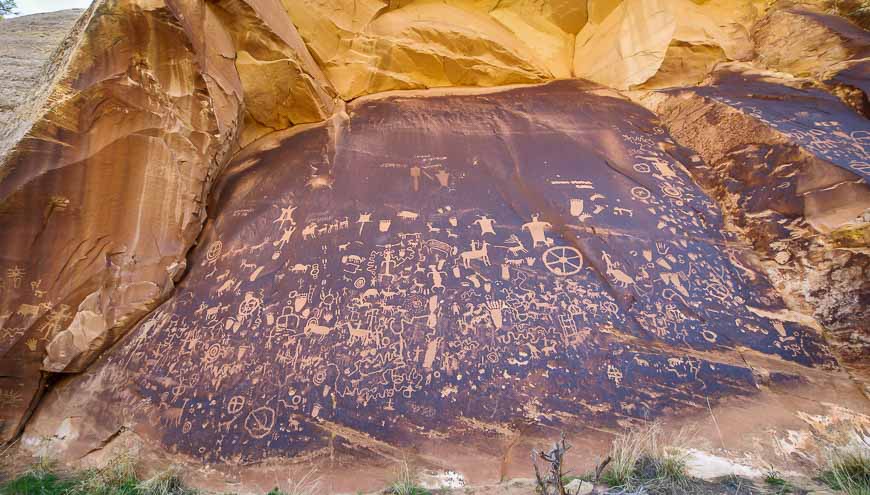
543;246;583;276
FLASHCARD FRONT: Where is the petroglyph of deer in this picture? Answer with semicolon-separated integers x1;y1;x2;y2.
505;234;528;256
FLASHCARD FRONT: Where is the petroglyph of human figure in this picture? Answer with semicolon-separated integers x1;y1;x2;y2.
274;204;297;230
6;266;24;289
607;364;623;385
273;226;297;253
472;215;497;236
380;245;397;279
39;304;72;339
460;240;491;268
522;214;552;248
427;265;446;291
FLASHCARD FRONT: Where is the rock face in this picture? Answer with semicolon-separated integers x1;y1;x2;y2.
1;0;868;492
0;9;84;155
752;3;870;116
639;65;870;379
573;0;759;90
637;2;870;380
0;0;335;443
279;0;565;98
30;80;837;460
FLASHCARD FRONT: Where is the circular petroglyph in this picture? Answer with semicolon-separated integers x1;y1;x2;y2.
244;406;275;439
204;343;222;363
661;184;683;199
238;293;261;317
227;395;245;414
631;186;651;201
543;246;583;276
312;368;327;386
206;241;222;263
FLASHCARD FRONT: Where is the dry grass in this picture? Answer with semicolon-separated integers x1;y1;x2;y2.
0;457;75;495
267;467;321;495
388;459;430;495
599;423;692;493
0;451;200;495
600;426;655;487
137;467;198;495
819;444;870;495
66;451;139;495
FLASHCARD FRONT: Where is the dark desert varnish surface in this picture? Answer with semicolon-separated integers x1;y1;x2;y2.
76;81;838;463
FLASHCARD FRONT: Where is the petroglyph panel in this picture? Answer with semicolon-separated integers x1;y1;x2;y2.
82;81;836;463
690;71;870;182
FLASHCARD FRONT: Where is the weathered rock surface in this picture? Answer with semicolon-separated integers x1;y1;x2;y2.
637;4;870;382
0;0;868;493
754;3;870;79
0;10;82;119
573;0;760;90
0;0;335;443
22;81;866;493
0;9;87;157
753;3;870;116
280;0;555;98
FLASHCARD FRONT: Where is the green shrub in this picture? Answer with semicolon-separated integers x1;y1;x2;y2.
0;468;75;495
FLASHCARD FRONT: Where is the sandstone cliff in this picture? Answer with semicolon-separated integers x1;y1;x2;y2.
0;0;867;492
